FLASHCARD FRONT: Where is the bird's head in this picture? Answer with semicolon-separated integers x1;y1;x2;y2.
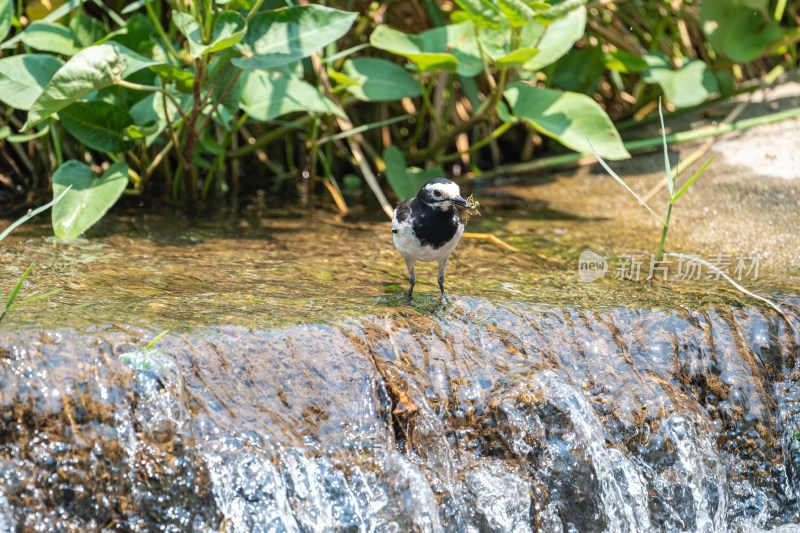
417;178;468;210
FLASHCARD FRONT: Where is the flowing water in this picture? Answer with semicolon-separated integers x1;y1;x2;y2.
0;197;799;532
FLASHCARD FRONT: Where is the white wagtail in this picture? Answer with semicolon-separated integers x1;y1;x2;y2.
392;178;469;300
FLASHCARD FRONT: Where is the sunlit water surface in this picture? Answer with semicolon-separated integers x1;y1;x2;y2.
0;211;798;532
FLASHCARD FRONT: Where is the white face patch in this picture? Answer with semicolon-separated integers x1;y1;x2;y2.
424;182;461;202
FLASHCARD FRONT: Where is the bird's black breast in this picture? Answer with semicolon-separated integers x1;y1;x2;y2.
412;201;461;249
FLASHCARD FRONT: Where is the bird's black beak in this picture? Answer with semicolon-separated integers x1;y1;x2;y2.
453;196;469;208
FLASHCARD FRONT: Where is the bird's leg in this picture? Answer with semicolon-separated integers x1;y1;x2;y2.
404;259;416;299
437;257;449;300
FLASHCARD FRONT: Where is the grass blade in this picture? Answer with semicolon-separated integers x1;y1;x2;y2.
658;98;674;198
145;330;170;350
5;288;63;313
5;262;34;310
587;139;665;225
670;156;714;204
0;185;72;243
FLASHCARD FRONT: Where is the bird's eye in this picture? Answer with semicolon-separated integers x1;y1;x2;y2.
433;190;442;197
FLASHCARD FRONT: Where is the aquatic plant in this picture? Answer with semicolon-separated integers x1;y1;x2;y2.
0;0;793;227
589;100;713;262
0;185;70;323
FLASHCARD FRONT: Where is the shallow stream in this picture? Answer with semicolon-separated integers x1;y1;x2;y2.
0;198;799;532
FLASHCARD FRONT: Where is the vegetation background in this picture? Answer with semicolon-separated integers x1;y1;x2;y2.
0;0;796;237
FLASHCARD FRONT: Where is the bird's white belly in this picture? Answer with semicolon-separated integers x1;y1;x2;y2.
393;223;464;263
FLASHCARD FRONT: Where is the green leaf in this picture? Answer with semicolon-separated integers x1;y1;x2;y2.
151;64;195;93
0;54;63;110
59;101;136;152
383;145;444;201
21;21;79;55
453;0;504;29
22;43;163;129
5;262;34;310
495;47;538;66
496;0;534;28
51;160;129;240
476;25;538;66
642;53;719;108
370;26;456;73
70;13;107;48
521;5;586;71
340;58;421;101
701;0;782;62
370;22;482;76
234;5;357;70
657;99;673;197
0;184;71;243
239;70;344;121
504;82;629;160
587;139;664;225
173;10;245;58
0;0;12;42
604;49;648;74
671;156;714;204
104;13;155;55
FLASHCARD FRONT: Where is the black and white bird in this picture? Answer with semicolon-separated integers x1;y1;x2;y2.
392;178;469;300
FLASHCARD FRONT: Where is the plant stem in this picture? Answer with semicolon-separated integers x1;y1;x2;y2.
657;202;672;262
143;0;182;61
117;80;189;124
407;67;508;163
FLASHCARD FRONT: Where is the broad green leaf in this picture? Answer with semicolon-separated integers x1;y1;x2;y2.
51;161;129;240
453;0;504;28
234;5;357;70
103;13;155;55
70;13;107;47
21;21;79;55
521;5;585;71
530;0;589;22
0;54;63;110
383;145;444;201
370;22;482;76
173;10;245;58
1;0;78;49
701;0;781;62
477;26;509;60
370;26;456;73
504;82;629;160
340;58;421;101
151;64;195;93
548;45;604;93
642;53;719;108
59;101;136;152
604;49;648;74
495;47;538;66
497;0;534;27
0;0;12;42
239;70;344;121
23;43;163;129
